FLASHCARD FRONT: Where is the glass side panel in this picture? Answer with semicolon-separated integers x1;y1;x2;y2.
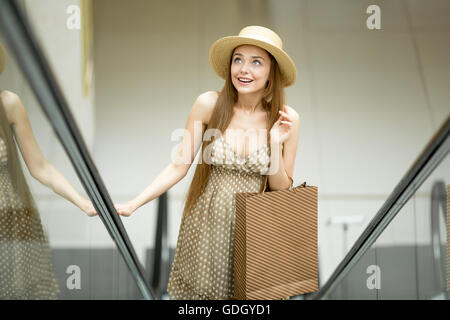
0;34;142;300
414;153;449;300
324;148;449;300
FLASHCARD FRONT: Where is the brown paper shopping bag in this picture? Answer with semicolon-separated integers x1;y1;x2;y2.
234;180;318;300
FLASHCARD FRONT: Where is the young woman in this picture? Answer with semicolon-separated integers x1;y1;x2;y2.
116;26;300;300
0;43;97;299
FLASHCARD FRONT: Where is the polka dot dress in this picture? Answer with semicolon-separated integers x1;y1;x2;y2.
167;135;270;300
0;137;59;299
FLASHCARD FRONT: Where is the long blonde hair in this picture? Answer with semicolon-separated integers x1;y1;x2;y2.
182;49;286;220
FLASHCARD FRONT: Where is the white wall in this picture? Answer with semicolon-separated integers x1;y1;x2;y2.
24;0;95;148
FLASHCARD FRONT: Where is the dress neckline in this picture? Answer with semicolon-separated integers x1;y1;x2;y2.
218;135;268;160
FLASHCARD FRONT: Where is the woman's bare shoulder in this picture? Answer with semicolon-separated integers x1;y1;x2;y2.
196;91;219;110
0;90;20;107
0;90;24;123
191;91;219;124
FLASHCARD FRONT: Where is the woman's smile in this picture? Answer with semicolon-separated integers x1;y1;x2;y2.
237;77;254;86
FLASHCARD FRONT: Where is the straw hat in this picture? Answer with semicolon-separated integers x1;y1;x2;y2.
209;26;296;87
0;43;6;75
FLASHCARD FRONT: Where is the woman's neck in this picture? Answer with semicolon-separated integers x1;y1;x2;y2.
236;92;264;114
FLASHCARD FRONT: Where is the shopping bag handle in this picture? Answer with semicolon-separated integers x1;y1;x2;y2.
261;176;302;193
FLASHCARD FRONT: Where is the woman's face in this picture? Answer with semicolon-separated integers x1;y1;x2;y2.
230;45;271;95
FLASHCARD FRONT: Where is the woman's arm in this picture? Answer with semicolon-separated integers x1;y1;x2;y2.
116;91;217;216
267;105;300;191
0;90;97;216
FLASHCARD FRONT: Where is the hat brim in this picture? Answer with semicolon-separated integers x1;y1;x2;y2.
0;43;6;75
209;35;296;87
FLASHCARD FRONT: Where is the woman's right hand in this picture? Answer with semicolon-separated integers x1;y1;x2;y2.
115;202;137;217
83;200;98;217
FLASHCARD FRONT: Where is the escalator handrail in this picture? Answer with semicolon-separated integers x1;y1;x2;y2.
0;0;155;300
151;191;170;299
310;113;450;300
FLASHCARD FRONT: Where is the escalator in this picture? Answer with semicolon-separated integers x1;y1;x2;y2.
308;113;449;300
1;0;448;301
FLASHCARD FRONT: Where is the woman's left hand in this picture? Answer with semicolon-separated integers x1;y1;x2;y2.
270;106;293;145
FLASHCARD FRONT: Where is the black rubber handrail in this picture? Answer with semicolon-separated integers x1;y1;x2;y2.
310;113;450;300
0;0;155;300
151;192;170;299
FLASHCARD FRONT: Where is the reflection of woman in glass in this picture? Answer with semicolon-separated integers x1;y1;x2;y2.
0;43;96;299
116;26;300;299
